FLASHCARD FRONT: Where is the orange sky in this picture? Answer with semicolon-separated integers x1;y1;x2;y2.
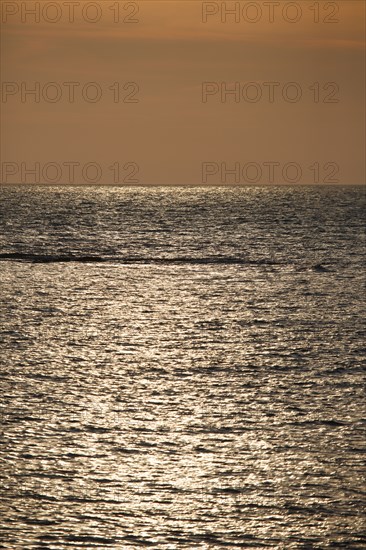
1;0;365;184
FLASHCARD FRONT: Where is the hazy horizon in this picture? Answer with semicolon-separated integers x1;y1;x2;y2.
1;0;365;185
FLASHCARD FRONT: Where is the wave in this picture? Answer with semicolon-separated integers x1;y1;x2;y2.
0;252;278;266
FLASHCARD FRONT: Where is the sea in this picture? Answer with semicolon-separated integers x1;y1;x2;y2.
0;185;365;549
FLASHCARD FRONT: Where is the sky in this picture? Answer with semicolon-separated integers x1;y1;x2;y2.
1;0;365;185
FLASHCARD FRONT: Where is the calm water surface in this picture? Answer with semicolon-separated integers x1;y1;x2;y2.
0;186;365;549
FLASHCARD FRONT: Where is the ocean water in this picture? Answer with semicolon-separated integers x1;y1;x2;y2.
0;185;365;549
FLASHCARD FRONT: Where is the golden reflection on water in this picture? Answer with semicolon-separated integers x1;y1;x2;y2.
0;186;365;548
